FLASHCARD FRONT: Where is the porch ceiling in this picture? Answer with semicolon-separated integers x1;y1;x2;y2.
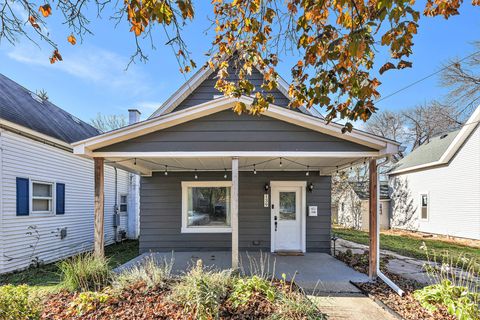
108;155;368;176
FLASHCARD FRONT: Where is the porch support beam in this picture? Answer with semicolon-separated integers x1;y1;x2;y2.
94;157;105;257
368;159;378;279
231;156;239;270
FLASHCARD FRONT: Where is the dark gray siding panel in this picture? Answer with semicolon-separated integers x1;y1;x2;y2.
139;171;331;254
97;111;375;152
175;67;291;111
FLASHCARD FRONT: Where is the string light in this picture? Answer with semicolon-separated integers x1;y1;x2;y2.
108;157;361;177
224;168;227;179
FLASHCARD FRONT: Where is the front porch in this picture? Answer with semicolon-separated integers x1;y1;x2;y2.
116;251;369;294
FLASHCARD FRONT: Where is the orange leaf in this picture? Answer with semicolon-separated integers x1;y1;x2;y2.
397;60;412;69
67;34;76;45
50;49;62;64
29;16;40;29
379;62;396;75
39;4;52;17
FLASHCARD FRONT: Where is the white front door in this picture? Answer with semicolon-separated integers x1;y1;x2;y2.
271;182;305;252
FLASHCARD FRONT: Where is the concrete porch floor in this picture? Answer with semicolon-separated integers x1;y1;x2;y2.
117;251;369;294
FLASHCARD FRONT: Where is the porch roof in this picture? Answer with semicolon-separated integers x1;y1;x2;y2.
73;96;400;176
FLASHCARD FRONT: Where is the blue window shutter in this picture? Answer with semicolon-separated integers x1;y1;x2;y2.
16;178;29;216
56;183;65;215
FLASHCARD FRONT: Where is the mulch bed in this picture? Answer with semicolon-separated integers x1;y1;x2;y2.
40;281;319;320
336;250;455;320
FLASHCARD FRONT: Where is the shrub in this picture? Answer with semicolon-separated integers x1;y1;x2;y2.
68;290;113;316
0;285;41;320
229;275;276;308
169;260;232;320
58;252;111;292
415;243;480;320
113;255;173;291
414;279;479;320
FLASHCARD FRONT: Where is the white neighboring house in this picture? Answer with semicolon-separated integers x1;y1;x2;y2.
0;74;140;274
389;105;480;240
332;181;390;231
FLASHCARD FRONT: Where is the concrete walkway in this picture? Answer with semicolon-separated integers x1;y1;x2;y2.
117;251;369;293
335;238;433;284
310;295;398;320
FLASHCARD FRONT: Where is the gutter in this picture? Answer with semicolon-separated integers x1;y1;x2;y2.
376;157;404;296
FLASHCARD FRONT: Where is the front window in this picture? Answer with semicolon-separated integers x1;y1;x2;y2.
182;181;232;233
31;181;53;213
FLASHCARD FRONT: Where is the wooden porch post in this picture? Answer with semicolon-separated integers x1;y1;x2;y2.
369;159;378;279
94;157;105;258
231;157;239;269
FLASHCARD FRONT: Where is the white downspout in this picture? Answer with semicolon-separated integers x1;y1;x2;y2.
376;157;404;296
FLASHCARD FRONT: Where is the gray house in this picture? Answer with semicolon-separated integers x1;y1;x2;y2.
73;65;399;267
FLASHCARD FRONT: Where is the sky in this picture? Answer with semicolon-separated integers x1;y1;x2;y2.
0;3;479;125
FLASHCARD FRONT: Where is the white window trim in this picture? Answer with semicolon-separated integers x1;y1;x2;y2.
420;192;429;221
119;193;128;215
181;181;233;233
30;179;55;215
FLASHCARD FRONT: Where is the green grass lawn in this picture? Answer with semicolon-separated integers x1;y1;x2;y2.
333;227;480;266
0;240;139;294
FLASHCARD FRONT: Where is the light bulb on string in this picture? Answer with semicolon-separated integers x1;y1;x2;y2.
279;157;283;167
164;165;168;176
306;165;309;176
224;168;227;179
134;158;137;166
336;166;339;174
194;169;198;180
253;164;257;175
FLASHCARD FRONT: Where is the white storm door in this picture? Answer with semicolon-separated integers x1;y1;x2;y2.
272;186;302;252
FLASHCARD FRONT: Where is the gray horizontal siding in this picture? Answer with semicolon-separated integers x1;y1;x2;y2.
97;111;374;152
139;171;331;254
175;66;291;111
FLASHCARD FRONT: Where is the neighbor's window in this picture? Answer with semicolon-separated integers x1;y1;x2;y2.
31;181;53;213
119;194;128;213
182;181;232;233
420;194;428;220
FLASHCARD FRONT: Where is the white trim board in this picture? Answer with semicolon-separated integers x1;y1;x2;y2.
180;180;233;233
270;181;307;253
73;96;399;155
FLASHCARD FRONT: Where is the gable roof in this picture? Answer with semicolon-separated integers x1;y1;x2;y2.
148;64;324;119
73;95;399;156
390;104;480;175
0;73;100;144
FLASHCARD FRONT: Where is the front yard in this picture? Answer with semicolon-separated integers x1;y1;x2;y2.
0;241;325;320
333;227;480;265
0;240;139;294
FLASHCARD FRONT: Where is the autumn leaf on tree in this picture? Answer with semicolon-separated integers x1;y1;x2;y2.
67;34;76;45
49;49;62;64
379;62;396;75
39;4;52;17
29;16;40;29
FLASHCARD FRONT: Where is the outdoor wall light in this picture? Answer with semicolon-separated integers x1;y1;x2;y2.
264;183;270;192
307;182;314;192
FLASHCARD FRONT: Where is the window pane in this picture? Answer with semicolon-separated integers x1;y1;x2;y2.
120;204;127;212
279;192;296;220
421;195;428;207
120;195;127;204
187;187;230;227
421;207;428;219
33;199;50;211
33;183;52;197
